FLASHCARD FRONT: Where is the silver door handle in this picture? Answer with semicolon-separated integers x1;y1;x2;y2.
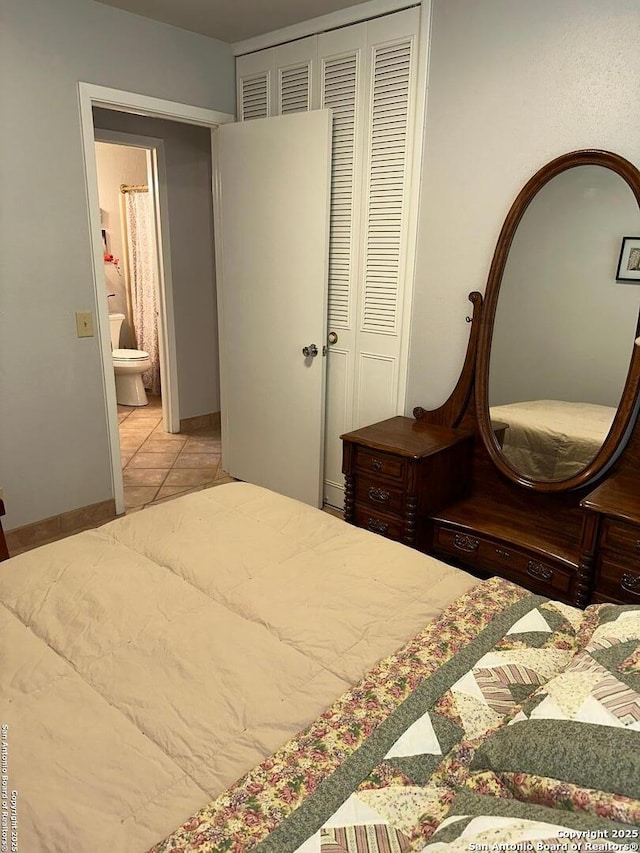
302;344;318;358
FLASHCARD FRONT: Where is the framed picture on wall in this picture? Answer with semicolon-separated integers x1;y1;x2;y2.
616;236;640;282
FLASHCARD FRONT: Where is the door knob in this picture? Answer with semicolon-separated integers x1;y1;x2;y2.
302;344;318;358
328;331;338;344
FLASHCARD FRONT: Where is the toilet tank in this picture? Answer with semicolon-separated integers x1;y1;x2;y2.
108;313;125;349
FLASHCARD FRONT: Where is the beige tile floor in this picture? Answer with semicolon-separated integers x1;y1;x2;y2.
119;395;234;512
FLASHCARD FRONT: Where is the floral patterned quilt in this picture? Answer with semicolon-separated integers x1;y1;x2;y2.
148;579;640;853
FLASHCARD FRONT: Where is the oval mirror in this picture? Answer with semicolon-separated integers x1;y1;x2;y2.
477;150;640;491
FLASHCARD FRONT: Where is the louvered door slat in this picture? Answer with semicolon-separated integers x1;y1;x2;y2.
322;51;359;330
240;73;269;121
361;37;412;335
279;63;311;114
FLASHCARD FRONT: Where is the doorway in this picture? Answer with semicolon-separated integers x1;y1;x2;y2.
94;136;165;408
79;83;234;514
94;135;174;509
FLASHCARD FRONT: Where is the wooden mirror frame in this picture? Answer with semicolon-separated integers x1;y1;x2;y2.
476;150;640;493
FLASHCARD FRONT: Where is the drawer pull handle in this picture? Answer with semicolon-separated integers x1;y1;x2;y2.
495;548;511;559
367;517;389;534
371;458;383;472
453;534;479;553
620;572;640;596
527;560;554;582
368;487;390;503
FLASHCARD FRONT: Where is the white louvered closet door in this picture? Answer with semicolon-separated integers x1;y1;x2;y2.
237;48;273;120
236;37;318;120
235;8;420;509
318;24;367;509
352;11;418;433
322;9;419;508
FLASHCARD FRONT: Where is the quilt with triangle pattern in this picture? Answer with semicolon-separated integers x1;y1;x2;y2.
148;578;640;853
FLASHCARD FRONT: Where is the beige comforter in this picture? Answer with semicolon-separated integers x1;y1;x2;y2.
0;482;476;853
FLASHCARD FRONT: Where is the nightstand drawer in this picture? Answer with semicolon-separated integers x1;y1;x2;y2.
355;447;406;481
596;554;640;601
354;506;404;541
355;478;404;515
601;519;640;555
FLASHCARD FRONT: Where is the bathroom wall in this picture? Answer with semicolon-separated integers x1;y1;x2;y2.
93;109;220;422
94;142;148;342
0;0;234;530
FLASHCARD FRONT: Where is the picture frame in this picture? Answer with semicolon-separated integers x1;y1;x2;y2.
616;236;640;282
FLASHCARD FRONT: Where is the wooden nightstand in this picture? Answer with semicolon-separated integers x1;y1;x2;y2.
341;417;473;549
581;474;640;604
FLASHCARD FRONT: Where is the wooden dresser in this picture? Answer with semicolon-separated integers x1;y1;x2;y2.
581;475;640;605
341;412;640;607
341;415;586;605
341;417;473;549
340;150;640;608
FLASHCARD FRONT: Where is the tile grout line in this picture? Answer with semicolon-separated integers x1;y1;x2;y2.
119;400;225;513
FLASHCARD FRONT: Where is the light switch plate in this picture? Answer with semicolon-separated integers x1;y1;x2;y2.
76;311;94;338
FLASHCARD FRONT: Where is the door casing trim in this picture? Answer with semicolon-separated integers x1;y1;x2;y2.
78;82;234;514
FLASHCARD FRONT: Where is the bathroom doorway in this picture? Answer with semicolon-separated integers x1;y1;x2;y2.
94;134;177;509
94;130;178;435
94;132;231;511
80;83;234;514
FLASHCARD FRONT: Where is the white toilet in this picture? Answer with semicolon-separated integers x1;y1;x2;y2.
108;313;151;407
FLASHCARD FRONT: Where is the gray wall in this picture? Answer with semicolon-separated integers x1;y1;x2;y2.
406;0;640;413
94;110;220;421
0;0;234;530
5;0;640;531
489;166;640;408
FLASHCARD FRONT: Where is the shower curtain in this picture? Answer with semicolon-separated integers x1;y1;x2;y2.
125;191;161;395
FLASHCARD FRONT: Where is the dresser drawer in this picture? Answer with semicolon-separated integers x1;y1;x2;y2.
355;478;404;515
601;519;640;555
355;447;406;481
434;527;481;564
354;506;404;542
434;526;572;596
596;554;640;602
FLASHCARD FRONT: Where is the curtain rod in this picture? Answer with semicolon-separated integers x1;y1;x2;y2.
120;184;148;193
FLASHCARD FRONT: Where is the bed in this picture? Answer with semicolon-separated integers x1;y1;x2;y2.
489;400;616;479
1;482;639;852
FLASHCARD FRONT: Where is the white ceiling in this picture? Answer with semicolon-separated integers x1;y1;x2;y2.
95;0;370;44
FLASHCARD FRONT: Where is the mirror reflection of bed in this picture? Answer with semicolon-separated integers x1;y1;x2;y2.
487;164;640;482
489;399;615;480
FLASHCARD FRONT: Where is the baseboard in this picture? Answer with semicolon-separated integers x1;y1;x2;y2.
5;498;117;556
179;411;221;432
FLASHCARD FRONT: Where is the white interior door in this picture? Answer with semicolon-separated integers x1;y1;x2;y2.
214;110;332;507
